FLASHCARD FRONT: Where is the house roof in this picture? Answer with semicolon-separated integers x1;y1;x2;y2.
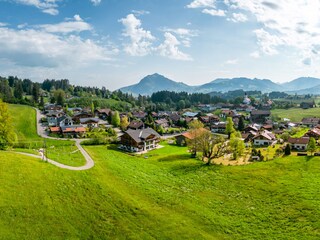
80;118;100;124
181;128;210;140
128;120;144;129
253;130;275;141
50;127;60;132
155;119;169;125
61;125;86;133
288;137;310;145
95;108;111;115
251;110;271;115
302;117;320;124
183;112;199;118
125;128;160;144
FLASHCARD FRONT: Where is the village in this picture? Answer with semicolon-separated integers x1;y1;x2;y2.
41;93;320;163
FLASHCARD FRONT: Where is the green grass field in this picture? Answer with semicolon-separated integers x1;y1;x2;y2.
272;107;320;122
1;142;320;239
8;104;85;166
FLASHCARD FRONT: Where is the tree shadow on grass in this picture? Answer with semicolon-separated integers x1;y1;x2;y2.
305;156;315;162
169;161;223;175
157;153;191;162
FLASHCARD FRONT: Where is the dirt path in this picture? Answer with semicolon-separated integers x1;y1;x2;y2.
15;108;96;171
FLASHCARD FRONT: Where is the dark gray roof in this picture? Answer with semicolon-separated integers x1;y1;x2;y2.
125;128;160;144
80;118;100;124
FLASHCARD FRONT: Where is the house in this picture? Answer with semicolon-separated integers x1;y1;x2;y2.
253;130;276;146
155;119;169;129
199;115;219;126
304;127;320;139
80;118;100;128
183;112;199;118
128;120;144;130
58;116;74;127
175;128;210;146
72;112;93;123
44;104;63;112
61;125;86;137
94;108;111;120
168;113;181;124
288;137;309;151
120;128;160;152
300;102;315;109
301;117;320;128
211;122;226;133
132;111;147;120
250;110;271;123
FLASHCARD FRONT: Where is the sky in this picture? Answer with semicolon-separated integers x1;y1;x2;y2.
1;0;320;90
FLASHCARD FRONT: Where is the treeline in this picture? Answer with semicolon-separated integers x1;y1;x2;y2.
151;91;226;110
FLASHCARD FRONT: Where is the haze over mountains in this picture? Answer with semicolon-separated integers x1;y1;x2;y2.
119;74;320;96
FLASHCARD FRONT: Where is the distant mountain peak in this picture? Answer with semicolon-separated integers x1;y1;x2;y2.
119;74;320;96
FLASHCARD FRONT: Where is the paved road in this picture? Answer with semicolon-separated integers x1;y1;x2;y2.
19;108;96;171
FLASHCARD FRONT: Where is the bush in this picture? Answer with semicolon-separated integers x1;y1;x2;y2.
284;144;291;155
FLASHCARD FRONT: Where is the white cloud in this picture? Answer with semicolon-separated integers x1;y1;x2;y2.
160;27;198;47
224;0;320;64
187;0;216;8
0;22;8;27
202;8;226;16
250;51;260;58
131;10;150;16
228;13;248;22
225;59;238;64
0;23;116;68
38;15;92;34
119;14;155;56
12;0;60;15
158;32;192;61
90;0;101;6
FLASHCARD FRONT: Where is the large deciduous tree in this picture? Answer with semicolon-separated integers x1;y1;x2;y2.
187;120;204;157
308;137;317;155
0;100;17;149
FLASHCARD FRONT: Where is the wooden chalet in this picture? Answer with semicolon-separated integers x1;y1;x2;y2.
120;128;160;152
250;110;271;123
288;137;309;151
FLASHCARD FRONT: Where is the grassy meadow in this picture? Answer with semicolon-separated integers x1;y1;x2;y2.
1;104;320;239
1;141;320;239
8;104;85;166
272;107;320;122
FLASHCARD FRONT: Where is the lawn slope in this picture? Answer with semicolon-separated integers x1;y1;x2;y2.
8;104;85;167
1;142;320;239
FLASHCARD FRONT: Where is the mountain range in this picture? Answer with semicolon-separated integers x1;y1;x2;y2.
119;73;320;96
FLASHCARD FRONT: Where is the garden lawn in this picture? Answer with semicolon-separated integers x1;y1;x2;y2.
1;143;320;239
272;108;320;122
8;104;85;167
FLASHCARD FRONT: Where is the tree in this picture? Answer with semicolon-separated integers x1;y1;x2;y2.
225;117;235;138
13;81;23;100
187;120;204;157
229;131;245;160
238;116;245;132
32;83;40;103
54;89;65;106
111;111;120;127
198;131;226;165
308;137;317;155
91;102;95;115
0;100;17;149
284;144;291;155
120;116;129;131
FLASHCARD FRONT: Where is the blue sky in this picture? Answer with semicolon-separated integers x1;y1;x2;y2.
0;0;320;90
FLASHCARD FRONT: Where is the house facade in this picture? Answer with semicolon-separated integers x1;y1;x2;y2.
288;137;309;151
120;128;160;152
253;130;276;146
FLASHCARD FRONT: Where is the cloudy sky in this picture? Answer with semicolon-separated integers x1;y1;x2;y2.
1;0;320;89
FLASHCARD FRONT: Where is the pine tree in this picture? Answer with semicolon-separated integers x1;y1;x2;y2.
284;144;291;155
308;137;317;155
111;111;120;127
238;116;245;132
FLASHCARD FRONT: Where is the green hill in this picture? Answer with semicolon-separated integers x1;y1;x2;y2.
1;141;320;239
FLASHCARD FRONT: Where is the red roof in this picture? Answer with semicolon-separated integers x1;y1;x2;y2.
50;127;60;132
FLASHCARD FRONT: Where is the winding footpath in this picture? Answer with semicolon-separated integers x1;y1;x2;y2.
15;109;95;171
